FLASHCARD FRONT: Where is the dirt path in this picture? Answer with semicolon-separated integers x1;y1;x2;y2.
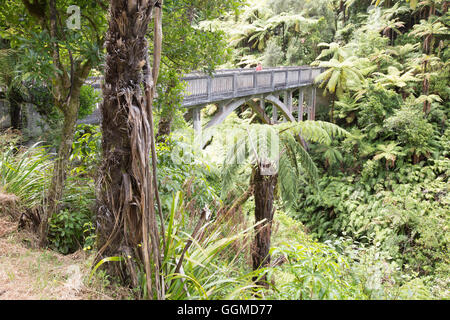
0;215;127;300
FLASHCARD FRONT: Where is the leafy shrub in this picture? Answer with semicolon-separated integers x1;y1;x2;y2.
47;174;96;254
156;136;220;214
384;105;436;158
0;130;23;151
269;241;367;299
70;124;101;175
357;85;401;139
294;159;449;287
0;134;96;254
78;85;101;120
48;208;91;254
45;125;98;254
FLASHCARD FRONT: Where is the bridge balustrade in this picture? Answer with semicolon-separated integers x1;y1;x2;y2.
182;66;323;107
80;66;324;127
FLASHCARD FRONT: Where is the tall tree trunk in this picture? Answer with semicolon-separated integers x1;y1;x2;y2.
39;87;81;247
9;99;22;130
340;1;346;24
252;165;277;286
38;0;93;246
96;0;163;299
429;3;435;17
20;0;97;246
422;77;430;114
422;40;431;114
6;86;25;130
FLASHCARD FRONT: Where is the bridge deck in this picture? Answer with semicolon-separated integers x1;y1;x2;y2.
182;66;322;107
81;66;323;125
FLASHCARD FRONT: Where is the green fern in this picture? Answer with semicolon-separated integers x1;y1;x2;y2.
221;121;350;207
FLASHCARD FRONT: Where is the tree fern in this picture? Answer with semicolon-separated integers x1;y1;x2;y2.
221;121;350;205
221;124;279;196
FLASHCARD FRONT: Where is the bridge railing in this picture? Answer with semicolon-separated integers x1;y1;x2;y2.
85;66;324;109
181;66;323;107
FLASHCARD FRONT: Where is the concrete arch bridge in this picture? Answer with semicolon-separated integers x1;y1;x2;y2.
83;66;324;140
183;66;323;137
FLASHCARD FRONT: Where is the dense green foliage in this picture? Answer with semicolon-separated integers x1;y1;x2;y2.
198;0;449;299
283;0;448;299
199;0;337;67
0;0;448;300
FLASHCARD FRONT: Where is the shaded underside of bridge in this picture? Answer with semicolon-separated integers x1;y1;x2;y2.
80;66;324;132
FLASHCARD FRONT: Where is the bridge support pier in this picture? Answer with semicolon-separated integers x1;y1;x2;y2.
272;99;278;124
191;85;319;142
192;107;202;139
191;85;317;139
309;87;316;120
283;90;293;123
299;86;317;121
298;88;304;122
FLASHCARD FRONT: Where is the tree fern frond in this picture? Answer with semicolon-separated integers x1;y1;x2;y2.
278;153;299;206
276;121;350;145
221;131;248;196
311;121;351;139
291;139;319;186
278;133;319;208
0;49;18;87
221;124;279;197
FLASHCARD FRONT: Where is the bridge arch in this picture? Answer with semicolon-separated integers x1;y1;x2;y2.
202;93;295;130
193;87;316;134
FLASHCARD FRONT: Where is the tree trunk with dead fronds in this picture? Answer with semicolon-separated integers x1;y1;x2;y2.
96;0;164;299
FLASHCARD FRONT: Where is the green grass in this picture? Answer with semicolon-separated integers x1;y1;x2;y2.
0;142;51;209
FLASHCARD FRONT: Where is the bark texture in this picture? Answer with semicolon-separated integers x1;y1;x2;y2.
96;0;163;299
251;165;278;286
156;114;173;143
